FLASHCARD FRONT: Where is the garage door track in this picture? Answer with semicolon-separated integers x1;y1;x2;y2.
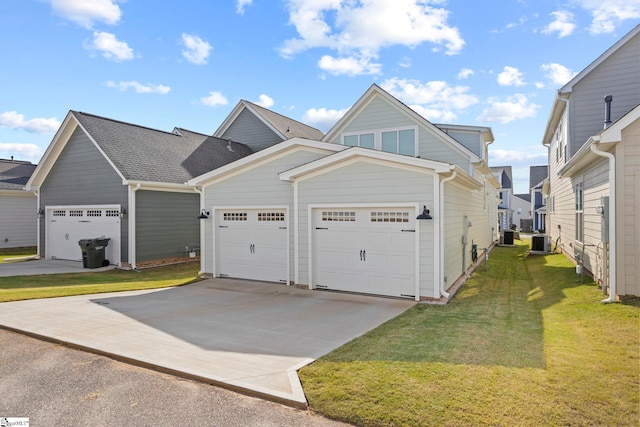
0;279;414;406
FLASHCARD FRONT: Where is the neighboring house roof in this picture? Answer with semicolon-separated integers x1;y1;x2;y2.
490;166;513;189
542;24;640;146
529;165;548;191
214;100;324;141
322;84;481;163
27;111;253;189
514;193;531;203
0;158;37;191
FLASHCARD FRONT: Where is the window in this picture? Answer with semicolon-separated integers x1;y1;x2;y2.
370;211;409;223
575;182;583;242
52;210;66;217
322;211;355;222
258;212;285;221
87;210;102;217
106;209;120;217
342;128;416;156
223;212;247;221
69;210;83;217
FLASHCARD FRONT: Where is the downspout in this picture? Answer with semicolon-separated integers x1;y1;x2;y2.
34;189;40;258
439;169;457;298
590;141;616;303
193;187;205;276
128;183;141;270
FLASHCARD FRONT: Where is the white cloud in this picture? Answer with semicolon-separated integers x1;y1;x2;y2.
0;143;44;162
236;0;253;14
575;0;640;34
477;94;539;124
200;91;228;107
490;146;548;163
0;111;60;134
398;57;412;68
457;68;474;80
49;0;122;28
181;34;212;65
106;81;170;94
279;0;464;76
542;10;575;38
497;66;525;86
381;77;479;121
87;31;134;61
541;63;577;85
318;54;382;76
253;94;274;108
303;107;349;130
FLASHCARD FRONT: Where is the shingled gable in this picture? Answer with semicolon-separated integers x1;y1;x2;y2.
27;111;253;190
0;158;36;191
214;100;324;142
322;83;480;162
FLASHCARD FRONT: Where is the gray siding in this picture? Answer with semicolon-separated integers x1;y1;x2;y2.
202;148;332;275
296;161;435;295
40;126;128;261
220;109;284;152
0;193;37;249
135;190;200;262
569;31;640;156
440;129;482;158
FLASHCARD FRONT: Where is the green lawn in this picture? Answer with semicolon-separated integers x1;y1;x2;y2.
300;241;640;426
0;262;201;302
0;247;37;263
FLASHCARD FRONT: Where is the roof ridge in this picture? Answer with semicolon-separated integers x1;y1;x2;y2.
73;111;182;138
0;158;34;164
243;100;323;133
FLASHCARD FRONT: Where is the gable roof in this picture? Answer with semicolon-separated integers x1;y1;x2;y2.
529;165;548;190
542;24;640;146
0;158;36;191
322;84;480;162
214;100;324;141
514;193;531;203
27;111;253;189
490;166;513;189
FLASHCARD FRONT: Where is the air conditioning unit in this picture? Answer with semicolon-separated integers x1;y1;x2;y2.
532;234;551;252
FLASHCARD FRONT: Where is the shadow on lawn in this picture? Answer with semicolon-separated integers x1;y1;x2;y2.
321;242;586;370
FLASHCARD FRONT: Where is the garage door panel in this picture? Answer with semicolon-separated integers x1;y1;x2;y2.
313;207;416;298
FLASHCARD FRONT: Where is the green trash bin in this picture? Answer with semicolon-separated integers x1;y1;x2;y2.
78;237;110;268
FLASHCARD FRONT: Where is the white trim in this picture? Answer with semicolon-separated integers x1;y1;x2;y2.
72;116;127;183
36;190;41;257
128;184;140;269
432;177;440;299
0;190;36;197
124;180;195;193
211;205;290;284
341;125;419;156
307;202;421;299
293;181;299;284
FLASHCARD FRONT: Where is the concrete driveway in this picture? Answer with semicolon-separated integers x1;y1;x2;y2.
0;259;114;276
0;278;414;407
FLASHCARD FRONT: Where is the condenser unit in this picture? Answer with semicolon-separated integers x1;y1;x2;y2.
531;234;551;252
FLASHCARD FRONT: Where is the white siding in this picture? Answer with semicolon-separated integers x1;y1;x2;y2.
201;148;331;276
0;192;37;249
296;160;436;297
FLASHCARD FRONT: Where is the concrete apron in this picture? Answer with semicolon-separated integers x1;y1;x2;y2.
0;279;414;407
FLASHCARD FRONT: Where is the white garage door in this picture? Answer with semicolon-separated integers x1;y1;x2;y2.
313;207;416;298
217;208;287;283
47;206;121;264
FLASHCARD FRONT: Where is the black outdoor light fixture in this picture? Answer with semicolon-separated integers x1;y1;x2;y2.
416;205;432;220
198;209;210;219
37;208;44;218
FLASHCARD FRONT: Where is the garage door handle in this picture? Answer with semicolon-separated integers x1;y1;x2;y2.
363;250;366;261
219;225;228;228
402;229;415;232
316;227;328;230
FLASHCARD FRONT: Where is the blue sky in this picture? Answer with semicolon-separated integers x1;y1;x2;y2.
1;0;638;193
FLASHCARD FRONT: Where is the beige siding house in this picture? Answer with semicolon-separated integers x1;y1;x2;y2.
191;84;499;301
542;24;640;299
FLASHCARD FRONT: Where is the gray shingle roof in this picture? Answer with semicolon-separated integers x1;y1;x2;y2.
72;112;253;184
529;165;548;190
244;101;324;140
0;158;37;190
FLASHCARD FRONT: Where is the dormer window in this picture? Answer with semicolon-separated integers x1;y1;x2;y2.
341;127;417;156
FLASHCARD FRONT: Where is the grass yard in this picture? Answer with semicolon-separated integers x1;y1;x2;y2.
300;241;640;426
0;247;37;263
0;262;201;302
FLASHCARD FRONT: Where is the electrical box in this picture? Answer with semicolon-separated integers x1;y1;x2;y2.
600;196;609;243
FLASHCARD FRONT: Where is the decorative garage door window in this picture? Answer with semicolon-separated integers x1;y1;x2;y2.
223;212;247;221
87;210;102;217
106;209;120;217
52;210;66;217
322;211;356;222
258;212;285;221
69;210;83;217
370;211;410;223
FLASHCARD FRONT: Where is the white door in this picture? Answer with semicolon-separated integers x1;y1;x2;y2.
217;209;287;283
313;207;416;298
47;207;121;264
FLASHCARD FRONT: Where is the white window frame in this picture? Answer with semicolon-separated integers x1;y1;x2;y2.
341;126;418;156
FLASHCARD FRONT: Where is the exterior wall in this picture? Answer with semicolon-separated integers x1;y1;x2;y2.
567;32;640;157
202;148;332;276
511;195;531;229
219;109;283;152
442;180;496;293
0;192;37;249
135;190;200;262
617;119;640;296
547;111;571;253
295;160;437;298
39;126;128;261
325;96;471;171
441;128;483;159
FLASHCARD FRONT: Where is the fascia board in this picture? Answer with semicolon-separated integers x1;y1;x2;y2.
124;180;196;193
188;138;344;187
